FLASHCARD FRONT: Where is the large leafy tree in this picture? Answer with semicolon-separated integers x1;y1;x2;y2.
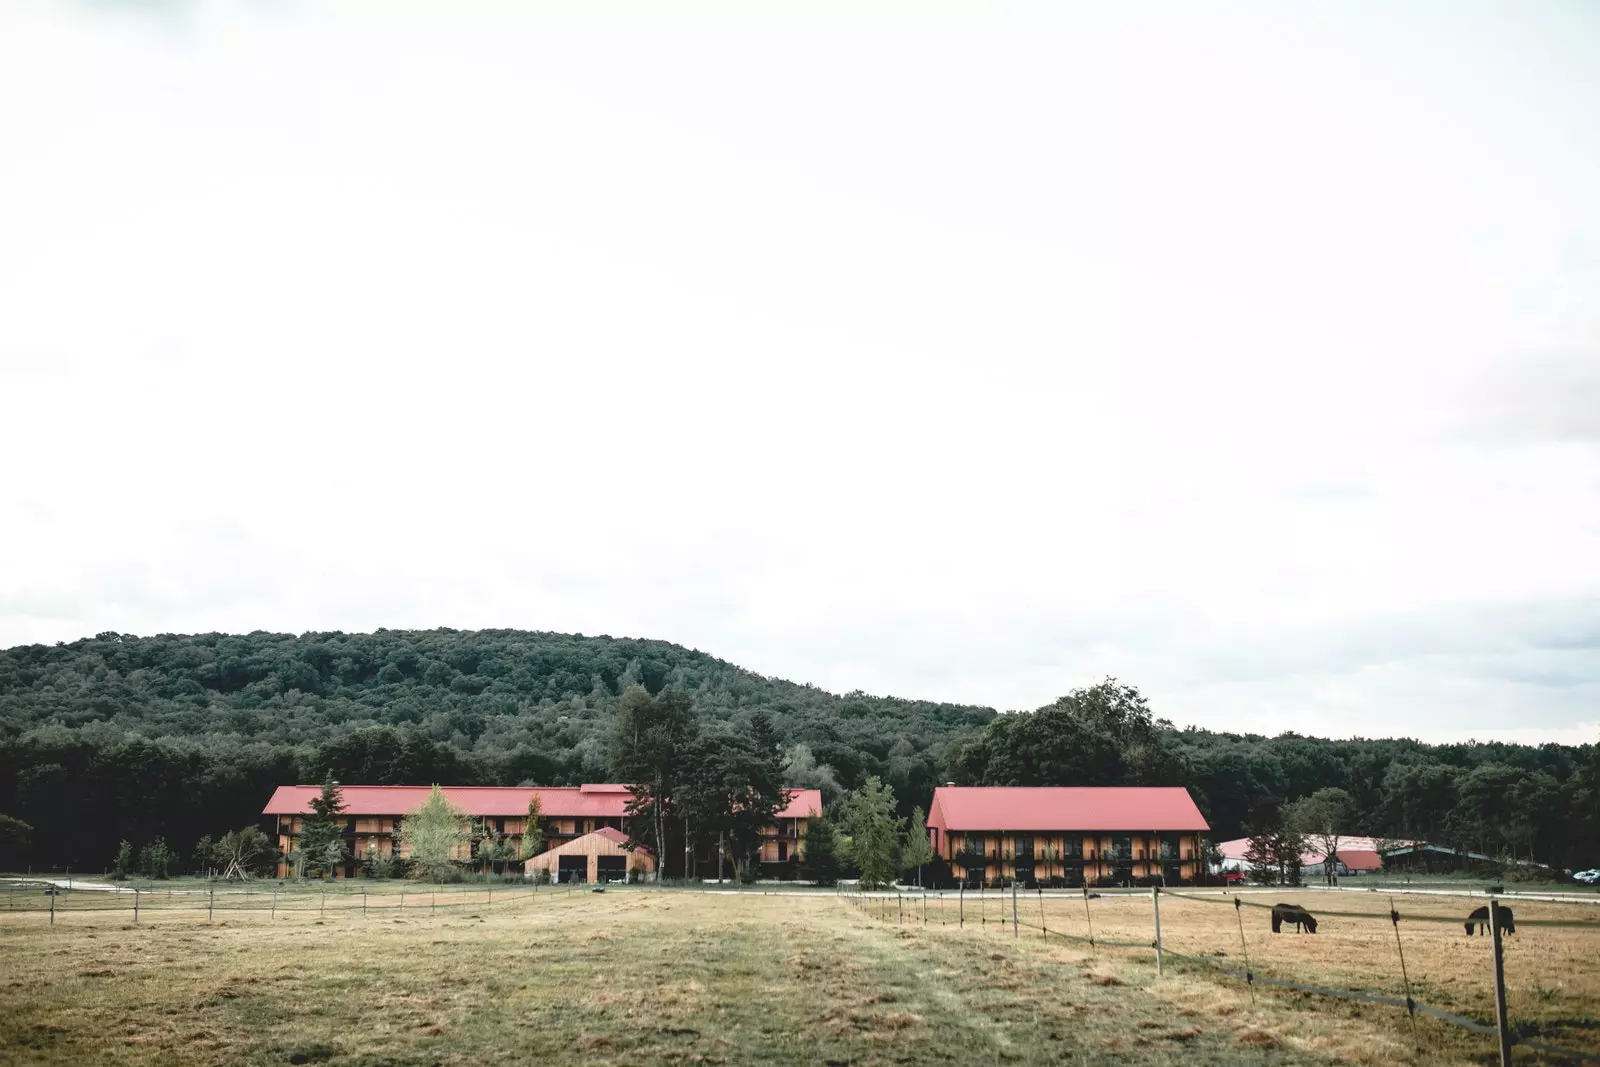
1242;795;1305;886
611;684;700;876
677;717;790;881
215;825;274;880
1285;787;1355;886
901;806;934;888
954;679;1177;788
398;784;467;882
520;794;546;860
296;776;347;880
836;777;904;889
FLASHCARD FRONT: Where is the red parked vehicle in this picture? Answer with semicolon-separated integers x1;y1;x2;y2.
1221;870;1246;885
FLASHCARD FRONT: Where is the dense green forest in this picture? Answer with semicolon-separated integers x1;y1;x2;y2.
0;629;1595;873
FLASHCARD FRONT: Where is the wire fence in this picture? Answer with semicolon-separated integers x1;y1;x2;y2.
0;878;593;923
844;883;1600;1065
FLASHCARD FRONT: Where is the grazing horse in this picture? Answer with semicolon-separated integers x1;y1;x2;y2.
1465;903;1515;936
1271;903;1318;933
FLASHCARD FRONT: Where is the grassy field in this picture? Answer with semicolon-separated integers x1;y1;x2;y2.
1;884;1596;1066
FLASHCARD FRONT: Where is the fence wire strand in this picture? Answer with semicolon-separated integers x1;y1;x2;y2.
848;886;1600;1064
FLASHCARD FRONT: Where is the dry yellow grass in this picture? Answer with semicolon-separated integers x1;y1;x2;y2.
0;886;1594;1066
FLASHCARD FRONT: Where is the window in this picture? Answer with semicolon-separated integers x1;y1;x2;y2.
778;841;787;862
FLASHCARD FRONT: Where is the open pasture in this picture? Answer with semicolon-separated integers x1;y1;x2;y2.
0;886;1596;1066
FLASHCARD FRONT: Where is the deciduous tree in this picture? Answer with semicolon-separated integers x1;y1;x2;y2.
398;784;466;882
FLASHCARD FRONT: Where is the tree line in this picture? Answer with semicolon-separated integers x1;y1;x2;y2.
0;630;1595;874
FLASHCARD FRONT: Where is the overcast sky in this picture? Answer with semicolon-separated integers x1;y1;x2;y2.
2;1;1597;745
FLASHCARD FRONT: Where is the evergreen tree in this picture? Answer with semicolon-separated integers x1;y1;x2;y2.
611;685;699;875
297;776;347;880
802;810;842;886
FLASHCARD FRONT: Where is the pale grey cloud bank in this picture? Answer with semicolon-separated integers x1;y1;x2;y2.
2;1;1597;745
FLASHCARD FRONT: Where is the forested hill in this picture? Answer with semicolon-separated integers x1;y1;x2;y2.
0;629;995;867
1;629;1596;872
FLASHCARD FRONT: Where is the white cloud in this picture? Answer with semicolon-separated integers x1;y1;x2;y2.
2;0;1598;744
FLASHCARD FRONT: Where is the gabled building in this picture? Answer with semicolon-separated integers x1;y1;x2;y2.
262;783;822;880
927;786;1210;887
1215;835;1388;878
263;783;637;878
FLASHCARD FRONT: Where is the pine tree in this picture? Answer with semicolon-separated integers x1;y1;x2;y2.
802;811;843;886
297;775;347;880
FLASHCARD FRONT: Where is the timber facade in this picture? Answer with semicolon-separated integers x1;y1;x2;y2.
262;783;821;881
927;786;1209;887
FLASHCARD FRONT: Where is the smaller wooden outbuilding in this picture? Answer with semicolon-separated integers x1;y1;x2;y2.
523;827;654;884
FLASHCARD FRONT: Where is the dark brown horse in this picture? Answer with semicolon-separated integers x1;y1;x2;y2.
1465;903;1515;936
1271;903;1318;933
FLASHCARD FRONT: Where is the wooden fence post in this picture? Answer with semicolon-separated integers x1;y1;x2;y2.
1011;880;1018;937
134;888;140;924
959;883;964;927
1152;886;1164;976
208;885;214;923
1489;900;1512;1067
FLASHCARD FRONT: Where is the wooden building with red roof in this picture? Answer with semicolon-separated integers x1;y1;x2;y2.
927;786;1210;887
261;783;822;880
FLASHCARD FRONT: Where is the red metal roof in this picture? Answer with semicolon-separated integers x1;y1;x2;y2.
262;784;824;821
779;788;823;820
927;787;1209;833
1216;836;1392;868
261;785;632;818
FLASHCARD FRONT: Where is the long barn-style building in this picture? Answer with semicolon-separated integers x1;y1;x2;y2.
927;786;1210;887
262;783;822;881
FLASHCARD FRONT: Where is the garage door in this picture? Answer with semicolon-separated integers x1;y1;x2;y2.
557;856;588;884
596;856;626;883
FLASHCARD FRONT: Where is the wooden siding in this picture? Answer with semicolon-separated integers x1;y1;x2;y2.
944;831;1204;885
524;831;654;884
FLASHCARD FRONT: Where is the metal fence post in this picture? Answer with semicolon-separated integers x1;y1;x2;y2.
134;888;140;924
50;888;56;926
1011;880;1018;937
959;884;964;927
208;885;214;923
1152;886;1164;976
898;893;903;924
1489;901;1512;1067
362;890;367;917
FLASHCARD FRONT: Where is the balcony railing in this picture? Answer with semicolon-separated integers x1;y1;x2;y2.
954;848;989;870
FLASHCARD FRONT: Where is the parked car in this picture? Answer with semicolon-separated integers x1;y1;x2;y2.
1221;871;1246;885
1573;869;1600;885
